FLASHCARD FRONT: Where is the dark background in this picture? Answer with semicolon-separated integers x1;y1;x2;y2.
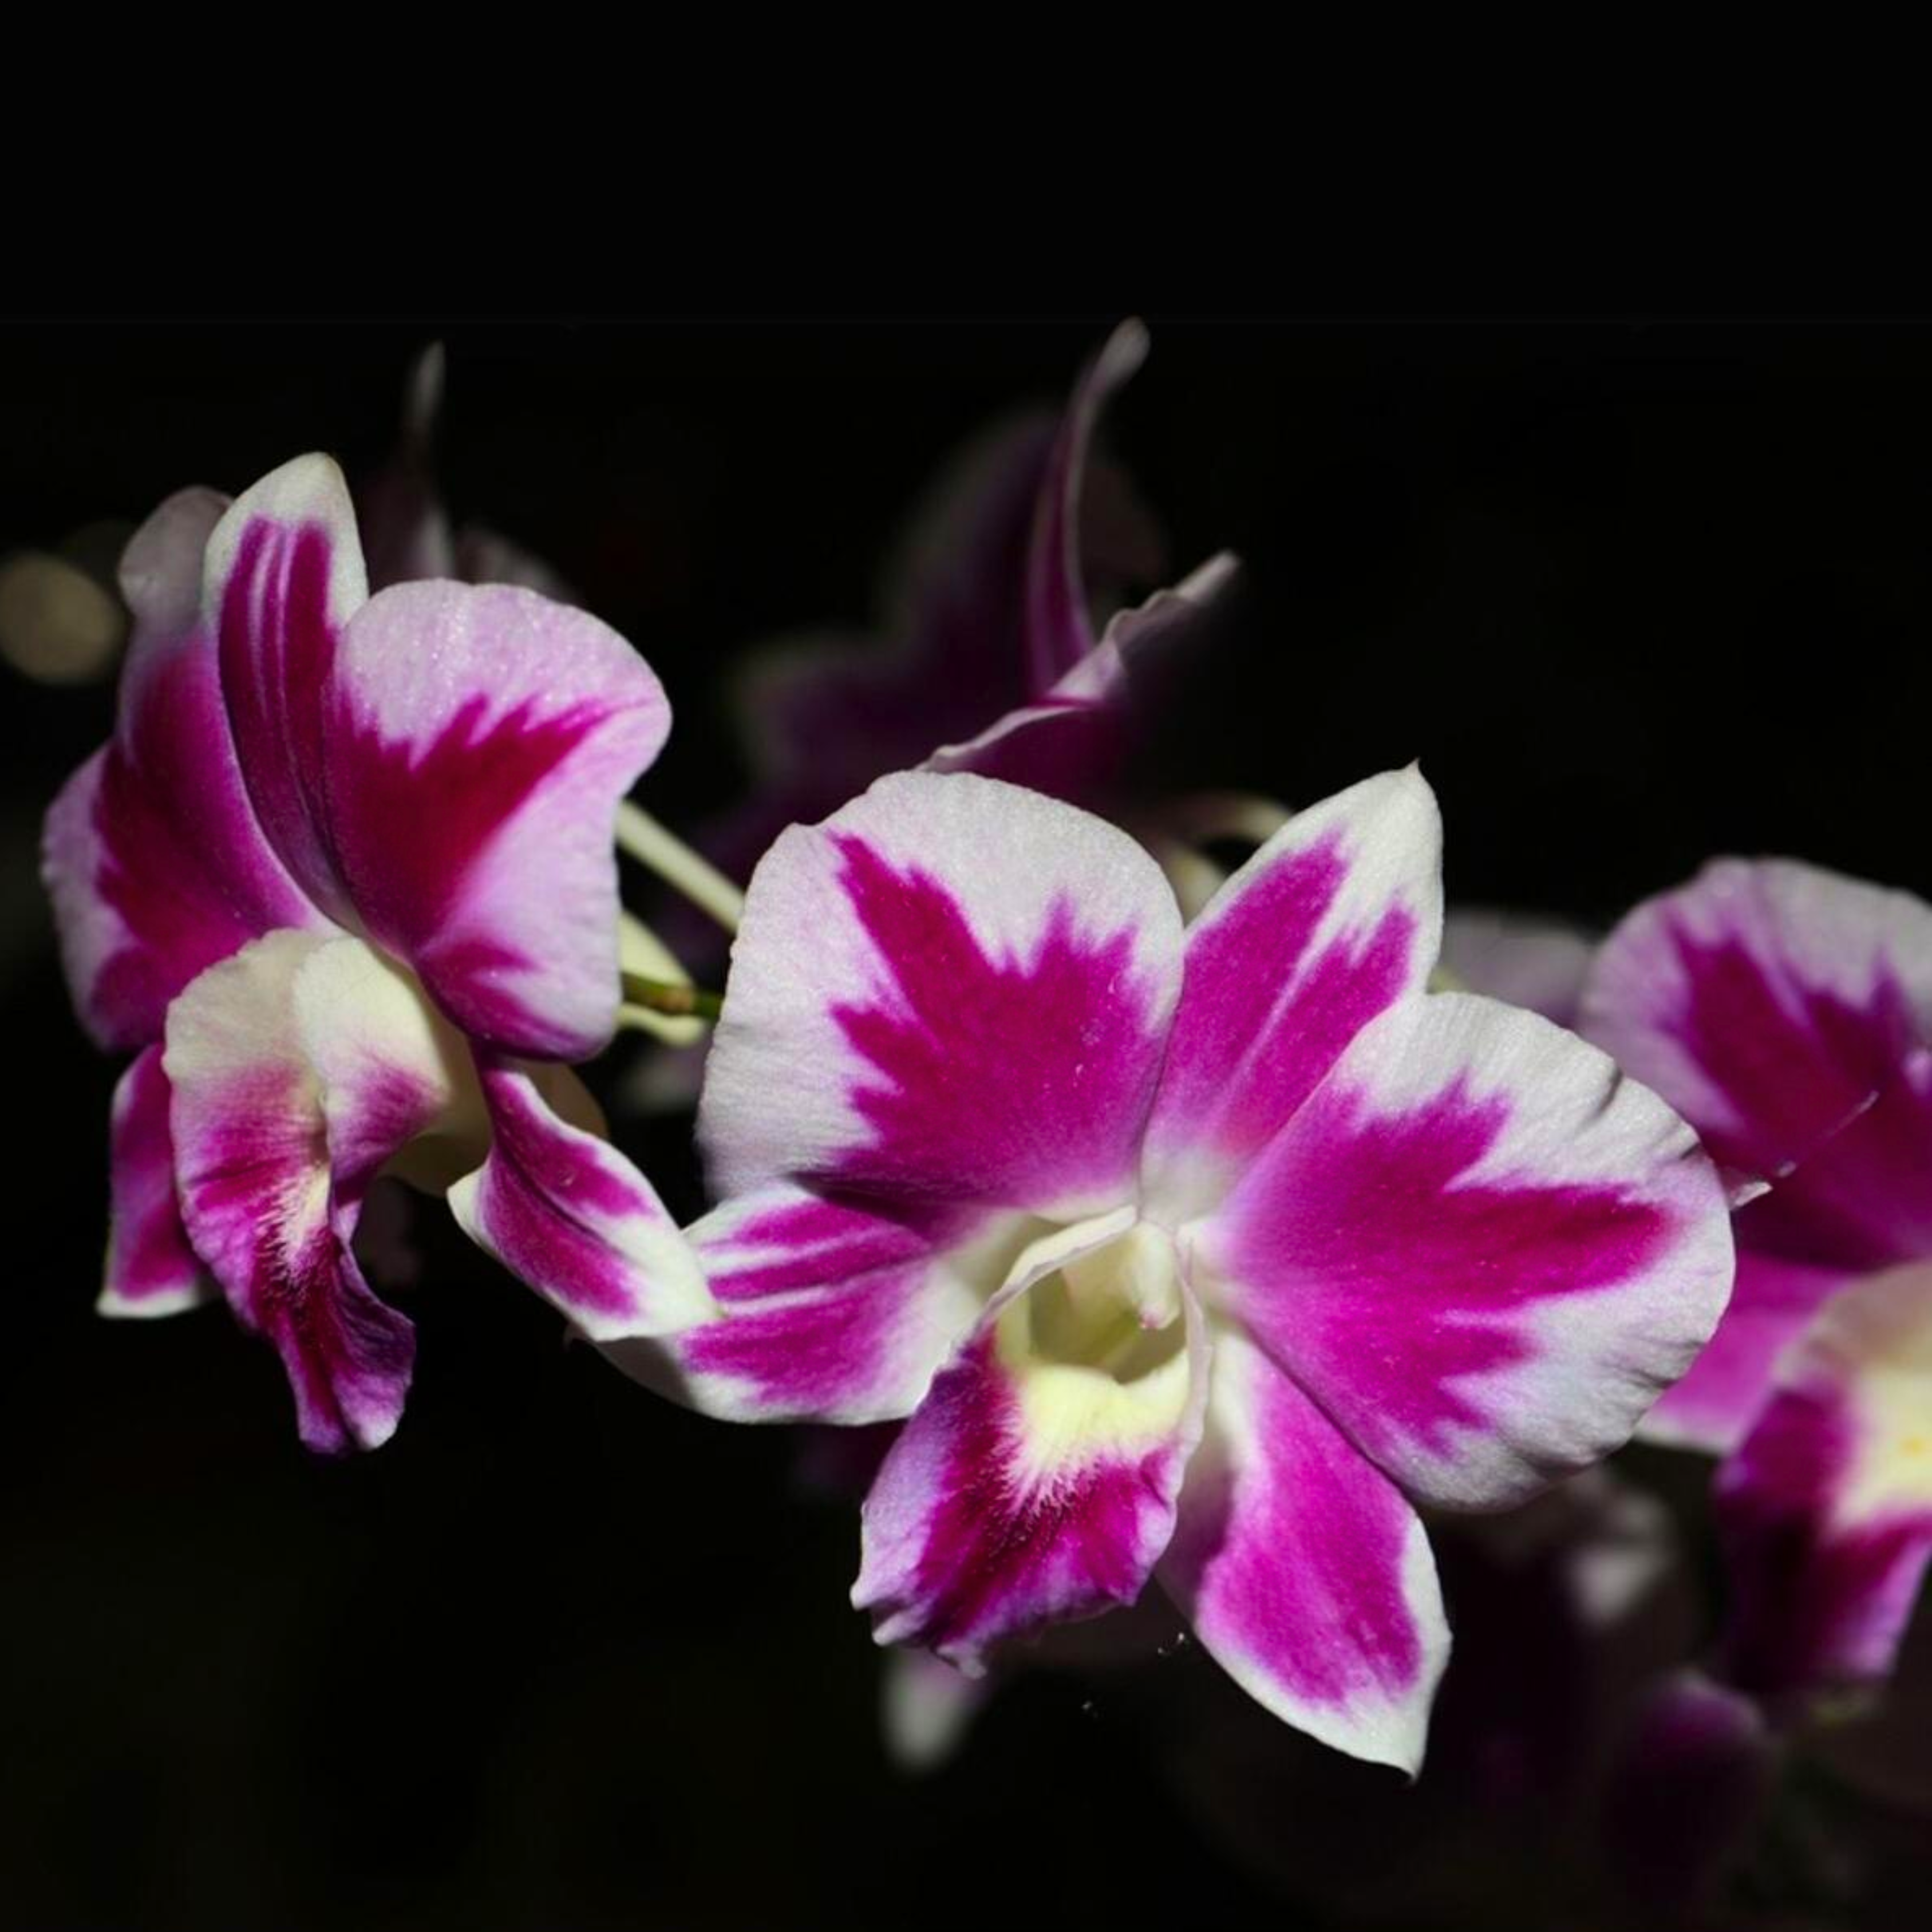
3;320;1930;1929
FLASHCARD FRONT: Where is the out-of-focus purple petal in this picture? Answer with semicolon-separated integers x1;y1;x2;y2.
730;419;1057;816
359;347;574;597
880;1647;991;1772
451;525;572;598
924;551;1238;800
709;322;1175;890
1717;1262;1932;1695
1439;907;1595;1028
1022;319;1150;694
1643;1243;1850;1453
1583;857;1932;1269
1602;1672;1776;1914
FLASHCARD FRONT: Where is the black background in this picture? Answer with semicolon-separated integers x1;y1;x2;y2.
3;319;1930;1929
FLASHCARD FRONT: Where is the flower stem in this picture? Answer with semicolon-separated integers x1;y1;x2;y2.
614;802;745;933
620;971;724;1022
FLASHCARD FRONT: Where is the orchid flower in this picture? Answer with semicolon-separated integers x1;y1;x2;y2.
43;456;710;1452
1584;859;1932;1692
700;322;1234;904
618;767;1733;1769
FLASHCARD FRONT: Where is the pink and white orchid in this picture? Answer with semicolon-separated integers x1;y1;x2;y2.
1584;859;1932;1692
44;456;710;1452
621;767;1734;1769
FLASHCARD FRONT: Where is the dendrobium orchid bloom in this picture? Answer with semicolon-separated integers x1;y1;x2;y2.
624;768;1734;1769
44;456;710;1452
1584;859;1932;1692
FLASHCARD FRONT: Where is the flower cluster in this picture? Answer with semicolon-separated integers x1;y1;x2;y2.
1586;860;1932;1696
33;325;1932;1847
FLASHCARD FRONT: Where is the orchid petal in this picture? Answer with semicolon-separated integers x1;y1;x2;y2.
854;1224;1206;1673
1198;992;1733;1510
1643;1244;1851;1453
1023;319;1148;693
447;1058;711;1342
119;485;230;635
1583;858;1932;1269
206;456;667;1058
919;686;1122;796
290;938;484;1199
1717;1262;1932;1694
618;1182;1000;1423
164;933;467;1452
100;1044;212;1317
700;772;1183;1218
735;426;1056;803
1437;907;1594;1027
735;322;1160;808
1143;768;1443;1214
924;552;1238;798
322;580;670;1058
44;487;324;1053
1160;1327;1448;1773
204;455;371;927
880;1648;991;1772
1603;1672;1776;1914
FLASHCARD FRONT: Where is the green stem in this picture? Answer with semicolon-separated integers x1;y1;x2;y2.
621;971;724;1022
614;801;746;933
